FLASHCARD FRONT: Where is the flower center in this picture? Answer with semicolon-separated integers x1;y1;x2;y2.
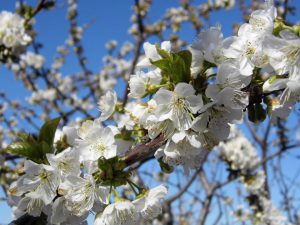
173;97;186;109
243;41;256;57
39;170;49;180
288;47;300;64
93;141;107;153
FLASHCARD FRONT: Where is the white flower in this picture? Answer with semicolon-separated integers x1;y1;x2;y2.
137;41;171;69
17;196;46;217
94;200;139;225
129;70;161;98
20;52;45;69
98;89;117;121
99;73;117;91
115;102;137;130
263;30;300;74
258;197;289;225
223;4;276;74
42;89;57;101
219;128;259;171
9;160;60;216
0;11;31;48
191;26;225;65
120;42;134;56
210;0;235;9
105;40;117;50
153;83;203;131
226;3;276;70
61;175;109;216
155;136;206;172
242;171;265;194
171;130;202;148
50;197;88;224
215;0;235;9
46;147;80;177
62;125;79;146
145;117;176;140
131;99;157;125
223;35;261;75
165;7;189;32
116;113;136;130
241;3;276;35
263;76;287;93
133;185;167;220
188;46;204;78
205;62;250;109
280;66;300;105
155;129;203;169
267;98;292;123
76;120;117;162
192;104;243;149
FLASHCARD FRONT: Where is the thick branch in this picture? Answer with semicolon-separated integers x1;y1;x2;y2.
124;134;167;167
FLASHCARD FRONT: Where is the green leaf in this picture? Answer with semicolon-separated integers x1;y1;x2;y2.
155;43;171;60
38;117;61;150
6;141;44;163
177;50;192;72
16;132;29;141
6;118;61;163
169;50;192;84
150;49;192;84
17;132;37;146
6;142;33;157
169;54;184;83
40;141;52;156
24;7;33;20
150;58;170;71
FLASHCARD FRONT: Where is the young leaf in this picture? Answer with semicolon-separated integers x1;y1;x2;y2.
150;58;170;72
169;54;186;83
38;117;61;149
174;50;192;82
6;142;33;157
155;43;171;60
177;50;192;72
6;141;44;163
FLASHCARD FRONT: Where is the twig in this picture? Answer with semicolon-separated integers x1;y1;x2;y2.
122;0;146;107
25;0;47;25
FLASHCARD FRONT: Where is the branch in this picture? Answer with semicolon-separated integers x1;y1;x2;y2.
122;0;146;107
25;0;47;25
245;119;263;146
124;134;167;167
165;150;209;204
198;169;218;225
256;143;300;168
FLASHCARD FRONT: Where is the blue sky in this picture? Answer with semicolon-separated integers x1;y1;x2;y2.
0;0;299;224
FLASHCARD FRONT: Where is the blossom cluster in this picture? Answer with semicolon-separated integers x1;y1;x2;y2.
0;11;31;62
219;126;259;171
8;119;167;224
125;0;299;173
4;0;300;224
219;127;290;225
